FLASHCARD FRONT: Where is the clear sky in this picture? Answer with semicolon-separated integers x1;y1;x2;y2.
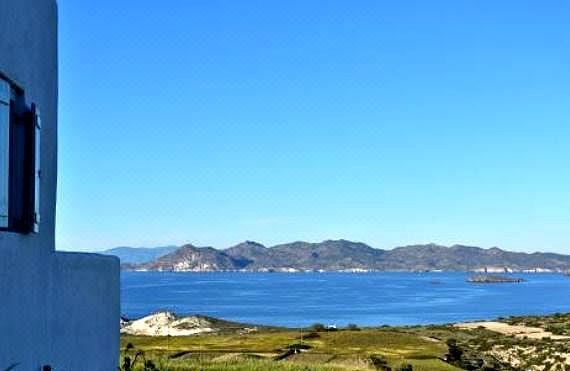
57;1;570;253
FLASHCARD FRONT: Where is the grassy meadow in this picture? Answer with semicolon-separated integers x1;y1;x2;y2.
121;313;570;370
121;327;461;371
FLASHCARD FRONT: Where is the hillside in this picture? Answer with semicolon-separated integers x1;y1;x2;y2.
226;240;385;271
100;245;178;264
142;244;240;271
122;312;570;371
128;240;570;272
382;244;570;271
121;311;264;336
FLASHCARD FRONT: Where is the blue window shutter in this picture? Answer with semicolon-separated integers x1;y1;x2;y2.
0;79;9;228
33;107;40;233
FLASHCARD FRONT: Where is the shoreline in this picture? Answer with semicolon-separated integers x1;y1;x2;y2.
123;269;569;274
121;310;570;333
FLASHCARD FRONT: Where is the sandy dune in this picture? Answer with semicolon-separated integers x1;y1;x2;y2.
455;321;570;340
121;312;215;336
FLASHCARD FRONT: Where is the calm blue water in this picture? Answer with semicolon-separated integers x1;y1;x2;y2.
121;272;570;327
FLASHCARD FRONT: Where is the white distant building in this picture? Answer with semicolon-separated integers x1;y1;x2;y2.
0;1;119;369
474;266;513;273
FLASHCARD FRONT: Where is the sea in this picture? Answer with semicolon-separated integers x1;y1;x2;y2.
121;271;570;328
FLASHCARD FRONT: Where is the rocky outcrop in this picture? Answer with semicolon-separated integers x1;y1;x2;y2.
120;312;259;336
467;275;524;283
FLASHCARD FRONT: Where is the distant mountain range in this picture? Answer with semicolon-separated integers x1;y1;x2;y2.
111;240;570;273
99;245;178;264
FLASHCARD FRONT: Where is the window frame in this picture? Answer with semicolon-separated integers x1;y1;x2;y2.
0;73;40;234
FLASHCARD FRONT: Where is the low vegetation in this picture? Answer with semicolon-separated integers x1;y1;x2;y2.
122;325;459;371
121;312;570;370
506;312;570;336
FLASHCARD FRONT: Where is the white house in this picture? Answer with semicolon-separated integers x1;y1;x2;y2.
0;0;120;369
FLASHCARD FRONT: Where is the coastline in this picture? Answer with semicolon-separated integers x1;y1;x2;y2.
124;268;568;273
122;310;570;334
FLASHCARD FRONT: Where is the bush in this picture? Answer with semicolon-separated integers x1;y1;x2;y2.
311;323;326;332
347;323;360;331
300;331;320;340
286;343;312;351
121;343;158;371
446;338;463;362
546;325;565;335
370;354;391;371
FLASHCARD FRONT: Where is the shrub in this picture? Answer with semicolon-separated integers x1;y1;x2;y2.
370;354;391;371
347;323;360;331
301;331;320;340
286;343;312;351
446;338;463;362
311;323;326;332
121;343;158;371
546;325;565;335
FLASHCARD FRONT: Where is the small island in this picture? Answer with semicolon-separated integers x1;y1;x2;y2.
467;274;525;283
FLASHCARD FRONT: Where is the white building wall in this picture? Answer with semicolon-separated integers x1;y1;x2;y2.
0;1;119;370
47;253;120;370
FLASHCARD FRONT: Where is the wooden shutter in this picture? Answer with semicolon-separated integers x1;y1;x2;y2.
0;79;9;228
32;105;40;233
9;94;35;233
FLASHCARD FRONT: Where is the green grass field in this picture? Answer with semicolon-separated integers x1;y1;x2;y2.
121;313;570;370
121;328;461;370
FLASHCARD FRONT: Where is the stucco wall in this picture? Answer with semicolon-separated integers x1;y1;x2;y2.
0;0;58;253
0;251;119;370
47;253;120;371
0;1;119;370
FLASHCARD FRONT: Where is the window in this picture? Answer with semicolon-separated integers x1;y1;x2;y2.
0;75;40;234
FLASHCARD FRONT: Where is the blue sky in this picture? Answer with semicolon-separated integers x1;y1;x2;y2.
57;1;570;252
